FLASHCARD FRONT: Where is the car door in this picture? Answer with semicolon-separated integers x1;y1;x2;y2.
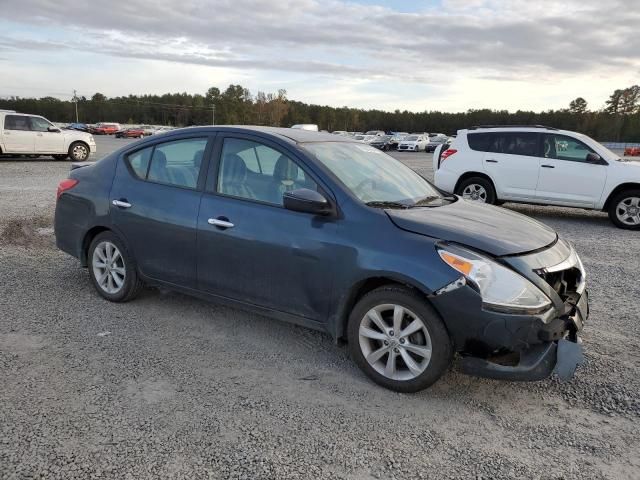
482;132;541;200
197;134;337;321
535;134;608;207
109;134;212;288
30;116;66;153
2;114;35;153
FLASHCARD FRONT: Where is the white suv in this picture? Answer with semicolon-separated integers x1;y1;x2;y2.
0;110;97;161
433;125;640;229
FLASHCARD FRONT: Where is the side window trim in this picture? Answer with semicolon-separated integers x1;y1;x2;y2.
121;133;215;191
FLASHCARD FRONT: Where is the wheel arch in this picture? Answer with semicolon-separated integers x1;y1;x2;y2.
454;171;496;195
68;139;91;155
334;275;436;343
602;183;640;211
80;225;111;266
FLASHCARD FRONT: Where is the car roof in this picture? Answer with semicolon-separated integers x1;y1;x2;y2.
163;125;356;144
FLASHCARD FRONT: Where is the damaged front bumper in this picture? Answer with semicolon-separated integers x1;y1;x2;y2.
430;241;589;382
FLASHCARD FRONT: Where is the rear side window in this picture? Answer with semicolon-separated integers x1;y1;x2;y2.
127;147;153;178
4;115;30;131
487;132;539;157
147;138;208;188
467;133;492;152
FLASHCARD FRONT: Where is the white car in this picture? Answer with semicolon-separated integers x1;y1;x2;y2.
354;134;377;143
0;110;96;161
291;124;319;131
365;130;386;136
426;133;449;152
397;134;428;152
434;125;640;229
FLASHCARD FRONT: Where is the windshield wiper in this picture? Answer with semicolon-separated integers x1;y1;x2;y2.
365;201;412;209
412;195;441;206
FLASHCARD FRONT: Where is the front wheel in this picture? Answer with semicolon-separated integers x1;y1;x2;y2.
608;189;640;230
88;231;144;302
69;142;90;161
347;286;452;392
455;176;497;204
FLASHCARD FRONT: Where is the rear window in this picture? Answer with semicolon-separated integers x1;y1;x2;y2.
4;115;30;131
468;132;539;157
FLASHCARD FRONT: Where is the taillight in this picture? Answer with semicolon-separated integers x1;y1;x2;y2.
56;179;79;199
440;148;457;164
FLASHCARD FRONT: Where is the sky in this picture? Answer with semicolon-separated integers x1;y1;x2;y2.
0;0;638;113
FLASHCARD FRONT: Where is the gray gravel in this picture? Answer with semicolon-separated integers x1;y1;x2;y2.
1;137;639;479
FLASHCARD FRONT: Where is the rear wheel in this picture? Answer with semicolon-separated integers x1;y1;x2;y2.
455;176;497;204
608;189;640;230
347;286;452;392
88;231;143;302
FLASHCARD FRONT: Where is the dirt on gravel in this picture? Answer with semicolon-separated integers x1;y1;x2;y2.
1;150;639;479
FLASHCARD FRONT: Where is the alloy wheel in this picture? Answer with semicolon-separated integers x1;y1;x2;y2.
616;196;640;226
462;184;488;202
358;304;432;381
92;241;126;294
72;144;89;161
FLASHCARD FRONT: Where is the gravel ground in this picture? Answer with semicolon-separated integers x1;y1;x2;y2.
1;137;639;479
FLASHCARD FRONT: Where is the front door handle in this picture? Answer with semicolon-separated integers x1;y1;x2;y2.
112;199;132;208
485;159;498;163
208;217;234;229
541;164;555;168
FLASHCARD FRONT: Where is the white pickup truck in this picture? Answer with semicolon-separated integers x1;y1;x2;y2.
0;110;96;161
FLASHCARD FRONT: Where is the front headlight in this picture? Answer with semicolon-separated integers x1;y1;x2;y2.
437;245;551;315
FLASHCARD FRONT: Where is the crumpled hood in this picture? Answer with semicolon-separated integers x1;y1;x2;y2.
386;199;557;256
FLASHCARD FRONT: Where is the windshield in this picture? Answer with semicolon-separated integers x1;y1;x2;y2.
405;135;419;141
303;142;443;205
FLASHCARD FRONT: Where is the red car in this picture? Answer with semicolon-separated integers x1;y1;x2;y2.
115;128;145;139
91;123;121;135
624;147;640;157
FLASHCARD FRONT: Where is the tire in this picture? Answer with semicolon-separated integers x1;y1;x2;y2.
455;176;497;204
608;189;640;230
69;142;90;161
88;231;144;302
347;286;453;392
53;154;69;161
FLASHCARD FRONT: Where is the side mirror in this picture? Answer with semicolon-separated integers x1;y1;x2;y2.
283;188;332;216
585;152;605;165
48;126;61;133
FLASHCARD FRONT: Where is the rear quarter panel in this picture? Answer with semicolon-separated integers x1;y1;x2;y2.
54;156;117;262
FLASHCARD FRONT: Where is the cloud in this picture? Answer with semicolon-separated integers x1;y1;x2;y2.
1;0;639;111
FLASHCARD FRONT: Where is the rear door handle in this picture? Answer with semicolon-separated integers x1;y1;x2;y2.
208;218;234;229
541;165;555;168
485;159;498;163
112;199;132;208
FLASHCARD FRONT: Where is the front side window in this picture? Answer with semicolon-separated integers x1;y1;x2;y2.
303;142;442;205
543;134;596;162
30;117;54;132
217;138;317;205
4;115;30;131
487;132;539;157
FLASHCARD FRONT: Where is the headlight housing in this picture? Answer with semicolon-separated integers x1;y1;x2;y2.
437;245;551;315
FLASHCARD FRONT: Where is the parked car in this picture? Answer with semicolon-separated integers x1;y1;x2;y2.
388;132;408;149
54;126;587;392
91;123;121;135
291;124;319;131
397;134;428;152
152;126;176;135
0;110;96;161
434;125;640;229
354;134;377;144
65;123;90;132
332;131;349;136
365;130;386;136
115;128;145;139
624;147;640;157
426;133;449;152
369;135;393;150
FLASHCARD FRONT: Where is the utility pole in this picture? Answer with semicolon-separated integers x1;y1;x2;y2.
72;89;79;122
211;104;215;126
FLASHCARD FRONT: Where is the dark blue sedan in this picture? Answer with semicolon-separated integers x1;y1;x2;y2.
54;126;588;391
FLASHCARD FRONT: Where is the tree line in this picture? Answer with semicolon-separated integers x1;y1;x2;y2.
1;84;639;142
